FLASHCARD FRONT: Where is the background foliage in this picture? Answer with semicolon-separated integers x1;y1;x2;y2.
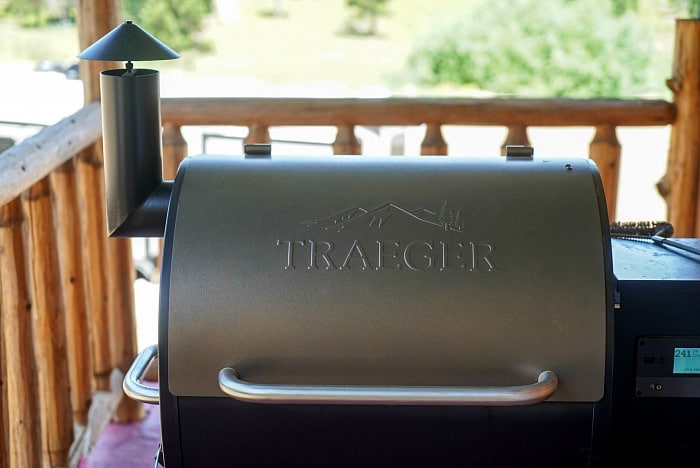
344;0;390;35
122;0;214;51
0;0;73;26
404;0;656;97
0;0;692;98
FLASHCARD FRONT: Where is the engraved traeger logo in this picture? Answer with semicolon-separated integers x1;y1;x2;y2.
276;201;497;272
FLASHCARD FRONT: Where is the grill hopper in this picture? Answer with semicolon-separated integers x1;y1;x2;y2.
151;154;614;467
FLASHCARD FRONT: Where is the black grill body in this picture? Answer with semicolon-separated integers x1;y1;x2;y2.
152;154;615;467
608;238;700;466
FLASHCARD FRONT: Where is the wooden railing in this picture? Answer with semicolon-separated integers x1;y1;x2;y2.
0;14;698;468
159;96;675;221
0;102;143;467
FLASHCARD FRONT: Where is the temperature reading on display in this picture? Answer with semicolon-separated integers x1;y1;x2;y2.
673;347;700;374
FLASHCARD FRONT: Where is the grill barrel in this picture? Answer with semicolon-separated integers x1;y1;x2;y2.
152;154;615;467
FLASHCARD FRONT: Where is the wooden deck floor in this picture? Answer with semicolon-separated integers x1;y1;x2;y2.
79;404;161;468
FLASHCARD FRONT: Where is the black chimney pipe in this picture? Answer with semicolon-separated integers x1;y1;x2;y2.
100;68;172;237
78;20;179;237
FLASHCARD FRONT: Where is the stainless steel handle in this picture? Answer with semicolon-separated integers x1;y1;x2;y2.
123;344;160;404
218;368;558;406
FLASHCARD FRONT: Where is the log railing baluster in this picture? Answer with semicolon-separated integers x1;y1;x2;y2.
0;198;42;468
163;124;188;178
589;125;621;221
421;123;448;155
501;124;531;155
245;124;271;146
23;178;73;467
76;146;111;391
333;124;361;155
51;159;93;426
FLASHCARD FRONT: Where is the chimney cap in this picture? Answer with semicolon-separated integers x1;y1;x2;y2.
78;20;179;62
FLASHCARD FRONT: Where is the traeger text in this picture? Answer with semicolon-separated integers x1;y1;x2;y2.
276;239;497;272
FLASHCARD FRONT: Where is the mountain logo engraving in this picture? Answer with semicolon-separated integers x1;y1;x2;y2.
301;201;465;233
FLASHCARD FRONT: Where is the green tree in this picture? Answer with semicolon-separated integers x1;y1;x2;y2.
344;0;390;35
404;0;656;97
0;0;72;27
670;0;700;17
611;0;639;15
122;0;214;51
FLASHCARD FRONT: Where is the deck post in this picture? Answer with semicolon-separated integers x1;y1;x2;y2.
589;124;621;222
661;19;700;237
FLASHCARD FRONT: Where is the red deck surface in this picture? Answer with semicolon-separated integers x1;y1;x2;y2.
79;404;161;468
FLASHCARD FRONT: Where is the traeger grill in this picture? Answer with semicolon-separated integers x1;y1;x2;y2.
79;22;700;468
147;150;616;468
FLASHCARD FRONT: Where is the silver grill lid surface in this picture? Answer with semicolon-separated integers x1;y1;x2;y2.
163;155;610;401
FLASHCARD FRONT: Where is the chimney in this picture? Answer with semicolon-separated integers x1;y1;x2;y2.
78;20;179;237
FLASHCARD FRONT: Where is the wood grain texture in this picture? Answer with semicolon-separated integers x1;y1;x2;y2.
75;146;111;391
23;179;73;466
664;19;700;237
0;199;42;467
0;103;101;207
51;160;93;426
590;125;621;221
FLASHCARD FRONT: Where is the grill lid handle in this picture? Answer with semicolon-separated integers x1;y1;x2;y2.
218;367;558;406
123;343;160;404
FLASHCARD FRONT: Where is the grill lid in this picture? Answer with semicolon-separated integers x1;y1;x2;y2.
162;154;612;402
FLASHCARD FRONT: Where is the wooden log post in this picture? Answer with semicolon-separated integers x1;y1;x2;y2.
589;125;621;222
75;0;122;106
662;19;700;237
0;199;42;468
76;0;121;393
421;123;447;155
163;124;188;179
501;124;530;155
23;179;73;467
75;146;111;391
50;160;93;426
333;124;361;154
244;124;271;146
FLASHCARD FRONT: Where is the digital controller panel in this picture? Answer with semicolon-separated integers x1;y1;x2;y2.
636;336;700;398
